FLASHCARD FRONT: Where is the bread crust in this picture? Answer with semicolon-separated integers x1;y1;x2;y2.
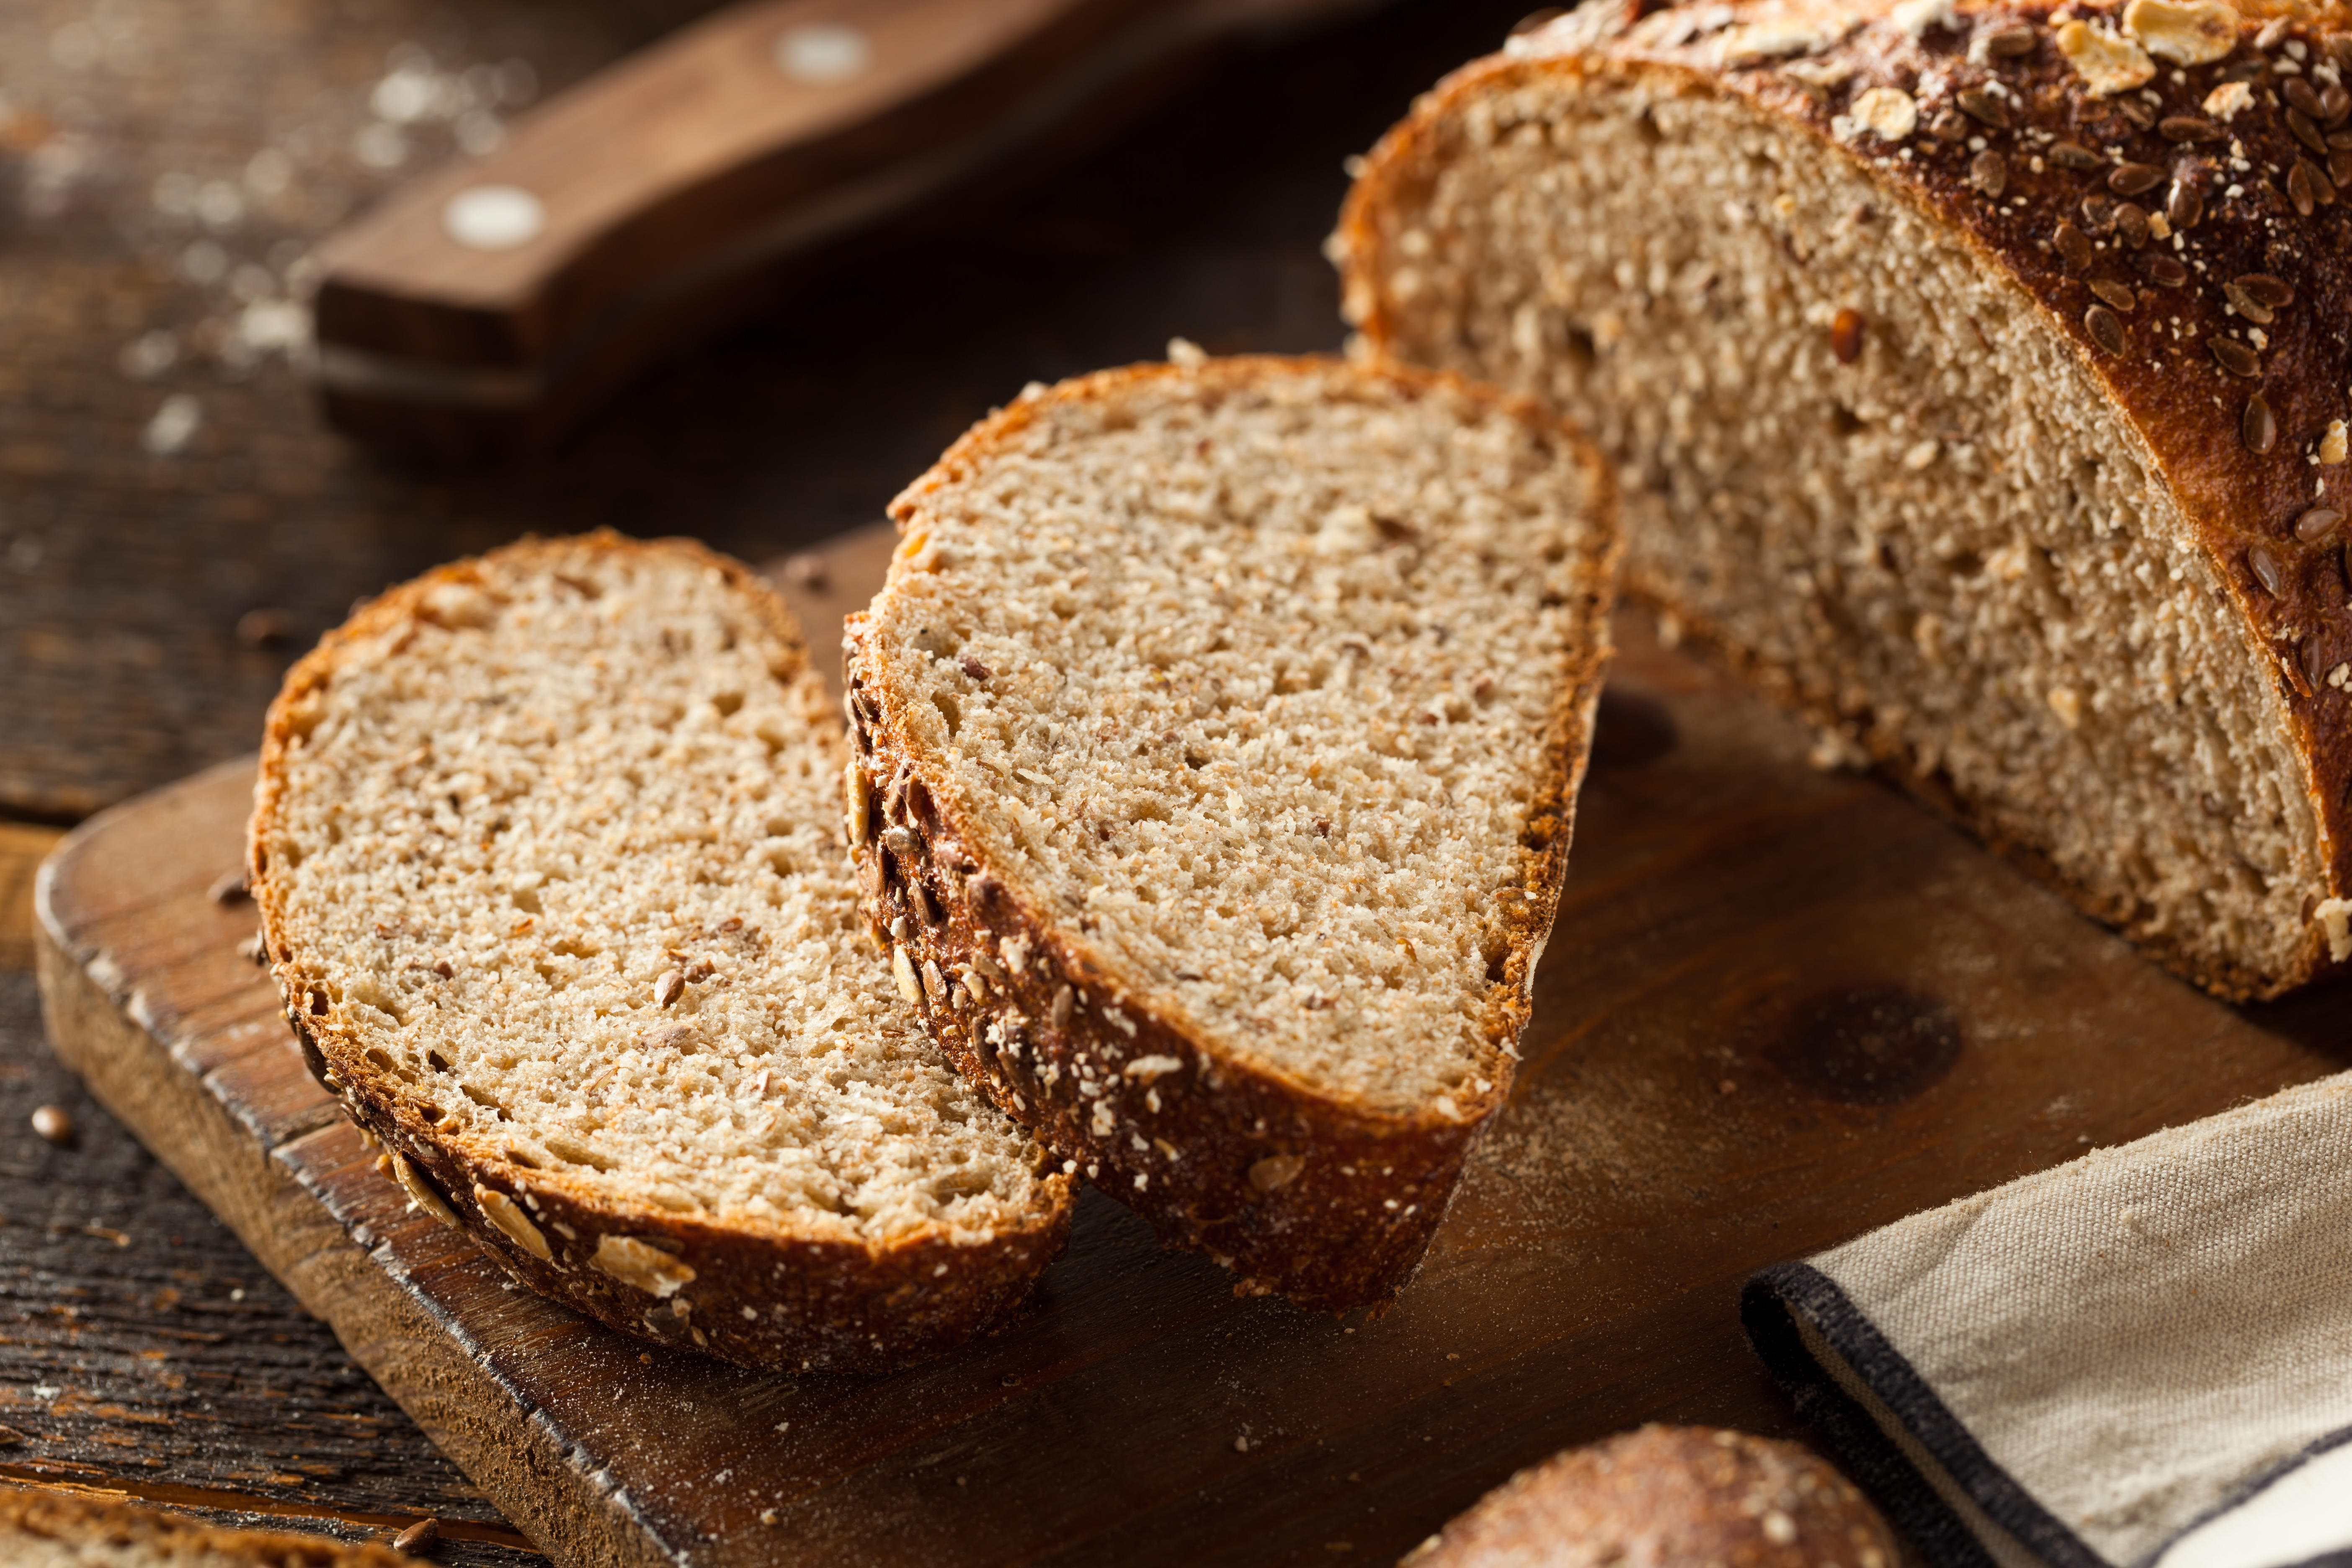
846;357;1620;1311
1337;0;2352;1000
249;532;1073;1374
0;1483;424;1564
1399;1424;1901;1568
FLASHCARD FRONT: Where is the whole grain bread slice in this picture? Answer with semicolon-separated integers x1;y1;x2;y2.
0;1484;426;1567
249;533;1073;1372
843;353;1621;1309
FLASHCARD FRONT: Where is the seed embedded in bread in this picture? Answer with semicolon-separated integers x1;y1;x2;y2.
846;355;1620;1308
248;533;1072;1372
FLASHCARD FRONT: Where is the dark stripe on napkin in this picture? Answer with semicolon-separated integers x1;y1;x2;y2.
1743;1262;2100;1568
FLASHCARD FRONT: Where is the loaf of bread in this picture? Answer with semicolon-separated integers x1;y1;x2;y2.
843;353;1621;1309
0;1484;425;1566
249;534;1073;1371
1403;1425;1901;1568
1336;0;2352;999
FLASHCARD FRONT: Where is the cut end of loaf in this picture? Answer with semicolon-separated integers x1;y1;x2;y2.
850;355;1621;1307
249;532;1071;1372
1340;13;2351;999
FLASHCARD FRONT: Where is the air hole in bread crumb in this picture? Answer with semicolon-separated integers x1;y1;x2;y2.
544;1135;616;1171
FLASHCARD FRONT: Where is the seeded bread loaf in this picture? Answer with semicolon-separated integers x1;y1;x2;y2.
249;534;1073;1372
1337;0;2352;999
0;1484;425;1567
1401;1425;1903;1568
842;353;1621;1309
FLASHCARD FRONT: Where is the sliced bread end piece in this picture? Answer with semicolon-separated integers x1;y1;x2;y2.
845;356;1620;1309
250;532;1073;1372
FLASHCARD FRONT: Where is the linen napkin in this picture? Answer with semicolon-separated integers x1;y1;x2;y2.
1742;1071;2352;1568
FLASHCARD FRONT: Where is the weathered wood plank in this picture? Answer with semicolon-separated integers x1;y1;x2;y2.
0;826;64;971
0;974;536;1563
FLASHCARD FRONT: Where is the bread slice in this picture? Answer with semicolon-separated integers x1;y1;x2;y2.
0;1484;424;1566
1335;0;2352;1000
249;533;1073;1372
843;353;1621;1309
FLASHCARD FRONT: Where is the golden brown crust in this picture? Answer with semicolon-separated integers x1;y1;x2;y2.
1401;1425;1902;1568
0;1483;424;1565
1338;0;2352;999
248;531;1073;1373
846;357;1621;1310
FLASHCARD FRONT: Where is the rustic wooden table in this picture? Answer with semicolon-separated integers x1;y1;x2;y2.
0;0;1542;1554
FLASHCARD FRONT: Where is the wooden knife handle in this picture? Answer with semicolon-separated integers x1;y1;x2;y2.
309;0;1370;456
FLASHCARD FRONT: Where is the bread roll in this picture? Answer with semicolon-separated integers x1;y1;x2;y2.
1404;1425;1901;1568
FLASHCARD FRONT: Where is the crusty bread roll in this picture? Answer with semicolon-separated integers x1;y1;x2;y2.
0;1483;426;1566
250;534;1072;1372
1337;0;2352;999
1403;1425;1901;1568
843;353;1621;1308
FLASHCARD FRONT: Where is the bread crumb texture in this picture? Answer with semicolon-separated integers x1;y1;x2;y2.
0;1482;422;1566
1343;19;2341;997
1401;1425;1902;1568
872;358;1614;1116
253;537;1064;1273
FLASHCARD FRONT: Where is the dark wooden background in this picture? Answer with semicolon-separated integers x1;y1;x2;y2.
0;0;1546;1554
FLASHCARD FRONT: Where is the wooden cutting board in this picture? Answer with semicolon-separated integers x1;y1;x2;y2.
34;522;2351;1568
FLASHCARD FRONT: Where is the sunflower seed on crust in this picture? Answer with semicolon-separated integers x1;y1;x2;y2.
2084;304;2128;353
2210;337;2262;377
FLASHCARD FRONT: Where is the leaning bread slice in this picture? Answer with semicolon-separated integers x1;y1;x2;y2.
1335;0;2352;1000
250;533;1073;1372
844;354;1621;1309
